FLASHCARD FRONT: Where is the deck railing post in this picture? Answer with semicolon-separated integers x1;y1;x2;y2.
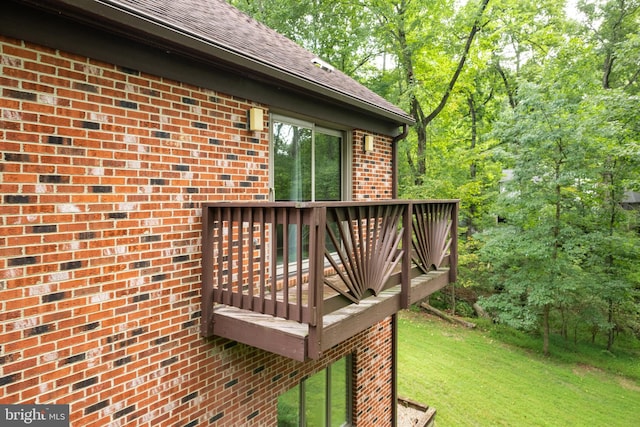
200;201;458;352
401;202;412;309
200;205;215;337
307;205;326;359
449;201;459;283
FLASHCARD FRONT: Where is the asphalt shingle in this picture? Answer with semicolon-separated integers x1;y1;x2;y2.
101;0;412;123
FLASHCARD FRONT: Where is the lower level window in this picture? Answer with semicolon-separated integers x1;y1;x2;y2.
278;356;352;426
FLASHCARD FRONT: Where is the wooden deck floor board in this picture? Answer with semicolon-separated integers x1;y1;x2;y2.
210;268;450;360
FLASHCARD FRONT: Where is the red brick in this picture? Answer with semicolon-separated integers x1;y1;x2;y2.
0;34;398;427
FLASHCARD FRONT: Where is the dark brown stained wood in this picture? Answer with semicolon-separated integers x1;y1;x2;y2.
209;268;450;361
213;305;308;362
201;205;215;337
412;203;454;273
325;204;405;302
321;286;402;352
407;269;450;304
449;202;459;283
201;200;459;360
307;206;326;358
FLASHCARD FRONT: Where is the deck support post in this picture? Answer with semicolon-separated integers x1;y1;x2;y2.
201;205;215;337
449;202;459;284
307;206;326;359
401;203;412;309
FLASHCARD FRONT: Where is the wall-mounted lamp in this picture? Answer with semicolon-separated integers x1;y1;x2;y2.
363;135;374;153
248;107;264;132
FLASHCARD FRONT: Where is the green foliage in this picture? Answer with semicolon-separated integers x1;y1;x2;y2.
455;300;474;317
233;0;640;351
229;0;380;80
277;385;299;427
427;290;450;312
477;38;640;351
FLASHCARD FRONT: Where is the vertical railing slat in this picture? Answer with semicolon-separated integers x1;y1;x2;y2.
294;209;303;322
234;206;243;308
200;205;214;337
269;207;278;316
223;207;232;306
401;203;412;309
450;201;459;283
258;207;266;313
280;208;288;318
245;207;254;309
201;200;458;347
215;207;224;304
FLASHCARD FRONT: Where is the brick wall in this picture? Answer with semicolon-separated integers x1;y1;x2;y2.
352;129;394;200
0;36;395;425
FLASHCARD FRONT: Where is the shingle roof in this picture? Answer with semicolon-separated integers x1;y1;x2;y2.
624;191;640;204
59;0;413;125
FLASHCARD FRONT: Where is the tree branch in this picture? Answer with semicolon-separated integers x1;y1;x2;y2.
423;0;491;124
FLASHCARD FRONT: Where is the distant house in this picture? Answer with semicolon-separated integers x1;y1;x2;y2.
622;191;640;211
0;0;458;425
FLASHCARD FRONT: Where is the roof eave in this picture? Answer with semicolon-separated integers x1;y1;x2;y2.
31;0;414;126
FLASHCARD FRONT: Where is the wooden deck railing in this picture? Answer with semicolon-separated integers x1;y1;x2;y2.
201;200;458;351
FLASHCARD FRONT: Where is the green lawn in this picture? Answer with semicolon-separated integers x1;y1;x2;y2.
398;310;640;427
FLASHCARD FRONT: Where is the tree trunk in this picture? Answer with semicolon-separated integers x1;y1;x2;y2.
543;304;550;356
473;302;489;319
467;95;478;238
602;52;614;89
494;60;517;109
560;305;568;340
451;284;456;316
421;303;476;329
397;0;490;185
607;299;615;351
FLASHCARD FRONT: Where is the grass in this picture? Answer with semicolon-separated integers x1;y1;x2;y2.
397;310;640;427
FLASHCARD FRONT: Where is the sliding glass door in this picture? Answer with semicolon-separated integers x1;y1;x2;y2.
271;116;345;263
272;117;342;202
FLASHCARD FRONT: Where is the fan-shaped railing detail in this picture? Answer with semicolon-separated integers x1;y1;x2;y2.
201;200;459;357
324;204;405;302
412;202;453;273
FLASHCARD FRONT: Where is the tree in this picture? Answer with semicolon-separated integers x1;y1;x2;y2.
480;78;594;355
232;0;640;350
578;90;640;349
575;0;640;349
578;0;640;91
229;0;380;79
368;0;491;186
479;12;640;352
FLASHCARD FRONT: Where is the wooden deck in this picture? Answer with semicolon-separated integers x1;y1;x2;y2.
210;268;450;361
201;200;459;360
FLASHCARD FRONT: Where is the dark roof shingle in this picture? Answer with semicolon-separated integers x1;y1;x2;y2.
95;0;412;124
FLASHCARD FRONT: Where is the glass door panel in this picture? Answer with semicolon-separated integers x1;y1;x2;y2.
272;119;344;264
314;131;342;202
304;370;327;426
273;121;312;202
277;384;300;427
329;357;348;427
276;356;352;426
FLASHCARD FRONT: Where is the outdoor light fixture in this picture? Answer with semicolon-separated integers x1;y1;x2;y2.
248;107;264;131
363;134;374;153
